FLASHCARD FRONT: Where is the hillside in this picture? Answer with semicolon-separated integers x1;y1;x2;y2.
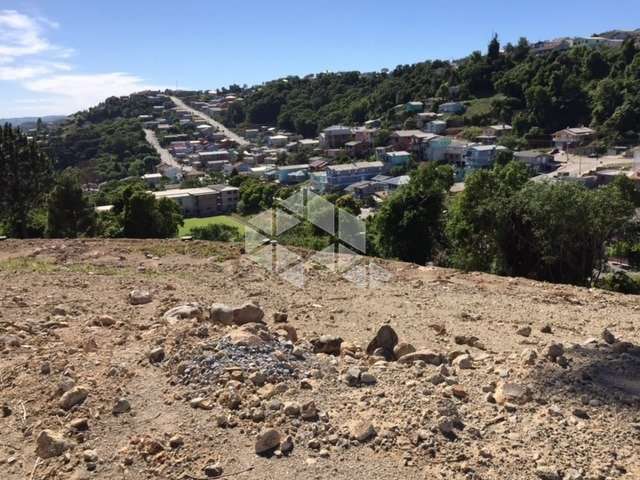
1;239;639;479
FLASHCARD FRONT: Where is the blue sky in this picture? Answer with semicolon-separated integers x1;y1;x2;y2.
1;0;639;117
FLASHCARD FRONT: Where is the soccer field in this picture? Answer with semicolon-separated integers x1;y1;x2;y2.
178;215;246;237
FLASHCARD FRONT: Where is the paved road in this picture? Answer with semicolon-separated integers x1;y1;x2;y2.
143;128;181;169
539;152;634;180
169;96;250;146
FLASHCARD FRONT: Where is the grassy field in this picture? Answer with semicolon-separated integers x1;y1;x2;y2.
463;94;504;119
178;215;246;237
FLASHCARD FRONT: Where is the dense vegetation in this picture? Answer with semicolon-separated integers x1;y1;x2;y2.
199;36;640;145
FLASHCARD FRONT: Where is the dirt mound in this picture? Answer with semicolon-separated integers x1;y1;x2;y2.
1;239;639;479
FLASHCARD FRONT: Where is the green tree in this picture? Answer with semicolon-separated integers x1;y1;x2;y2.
114;186;183;238
46;169;96;238
190;223;240;242
371;164;453;264
488;34;501;62
0;124;53;237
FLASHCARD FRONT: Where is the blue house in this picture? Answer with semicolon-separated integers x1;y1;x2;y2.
310;161;384;193
465;145;509;169
384;151;411;167
276;164;310;184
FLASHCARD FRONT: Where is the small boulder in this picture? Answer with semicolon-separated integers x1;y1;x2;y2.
349;420;376;442
59;386;89;411
149;346;165;363
312;335;343;355
210;304;234;325
544;343;564;361
273;312;288;323
36;430;68;458
255;428;281;455
366;325;398;360
452;354;473;370
494;382;530;405
163;304;205;323
397;350;442;366
300;400;318;420
112;398;131;415
129;290;152;305
393;342;416;359
232;303;264;325
602;328;616;345
516;326;532;337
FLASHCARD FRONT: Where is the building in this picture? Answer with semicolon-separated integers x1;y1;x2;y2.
390;130;432;152
573;36;624;48
310;161;384;193
198;150;229;162
152;185;239;217
416;112;439;129
424;120;447;134
298;138;320;150
514;150;555;172
345;140;368;158
267;135;289;148
320;125;352;149
345;180;386;200
465;145;509;169
438;102;466;115
384;151;411;167
405;101;424;113
275;164;310;184
484;124;513;137
552;127;596;149
142;173;163;187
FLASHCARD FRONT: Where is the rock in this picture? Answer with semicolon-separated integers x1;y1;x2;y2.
452;354;473;369
92;315;115;327
283;402;300;417
451;385;467;399
516;326;532;337
225;328;265;347
190;397;213;410
521;348;538;365
163;304;206;323
273;312;288;323
343;366;361;386
602;328;616;345
366;325;398;360
210;304;234;325
59;386;89;410
545;343;564;361
40;362;51;375
112;398;131;414
300;400;318;420
274;324;298;342
68;418;89;431
397;350;442;366
535;466;561;480
540;324;553;334
280;435;294;454
149;346;165;363
204;463;224;478
218;390;241;410
36;430;68;458
169;435;184;449
83;449;98;463
312;335;343;355
129;290;152;305
393;342;416;359
255;428;281;455
349;420;376;442
437;417;455;435
360;372;377;385
573;408;590;420
494;382;530;405
232;303;264;325
249;371;267;387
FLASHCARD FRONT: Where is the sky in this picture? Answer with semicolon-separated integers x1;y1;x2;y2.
1;0;639;118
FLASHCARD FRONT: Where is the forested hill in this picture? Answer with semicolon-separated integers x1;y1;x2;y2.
209;36;640;144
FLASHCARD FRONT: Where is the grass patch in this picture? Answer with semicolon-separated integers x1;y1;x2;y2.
178;215;246;237
462;95;504;119
139;241;239;260
0;257;57;273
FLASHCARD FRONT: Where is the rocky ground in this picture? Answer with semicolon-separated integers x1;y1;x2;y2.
1;238;639;480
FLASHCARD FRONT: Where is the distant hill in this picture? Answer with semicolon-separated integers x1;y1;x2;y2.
0;115;67;128
596;28;640;41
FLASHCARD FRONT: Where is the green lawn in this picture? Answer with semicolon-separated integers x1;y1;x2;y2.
178;215;246;237
462;94;504;119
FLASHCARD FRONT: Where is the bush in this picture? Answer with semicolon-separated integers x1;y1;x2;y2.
598;272;640;295
189;224;240;242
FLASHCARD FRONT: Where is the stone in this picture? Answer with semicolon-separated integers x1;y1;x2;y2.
360;372;377;385
112;398;131;414
349;420;376;442
83;449;98;463
602;328;616;345
232;303;264;325
451;384;467;399
129;290;152;305
249;371;267;387
437;417;455;435
68;418;89;431
343;366;361;386
540;324;553;334
273;312;288;323
300;400;318;420
210;304;234;325
149;346;165;363
283;402;300;417
163;304;205;323
219;390;241;410
573;408;590;420
494;382;530;405
312;335;343;355
280;435;294;454
452;354;473;369
521;348;538;365
92;315;115;327
535;466;561;480
36;430;68;458
59;386;89;410
397;350;442;366
204;463;224;478
545;343;564;361
274;324;298;342
169;435;184;449
366;325;399;360
393;342;416;359
255;428;281;454
516;326;532;337
190;397;213;410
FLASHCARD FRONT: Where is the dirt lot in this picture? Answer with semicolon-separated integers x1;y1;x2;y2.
1;239;639;480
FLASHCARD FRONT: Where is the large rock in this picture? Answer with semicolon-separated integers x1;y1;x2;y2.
210;304;234;325
452;354;473;369
397;350;442;366
59;386;89;410
366;325;399;360
393;342;416;359
349;420;376;442
36;430;68;458
232;303;264;325
128;290;152;305
163;304;206;323
225;327;266;347
494;382;531;405
255;428;281;455
312;335;343;355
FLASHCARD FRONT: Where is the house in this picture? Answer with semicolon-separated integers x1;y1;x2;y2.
198;150;229;162
268;135;289;148
416;112;439;129
142;173;163;187
382;175;410;191
345;140;369;158
465;145;509;169
310;161;385;193
353;127;378;145
152;185;239;218
298;139;320;150
552;127;596;149
275;164;310;184
439;102;466;114
484;124;513;137
405;101;424;113
204;160;231;173
309;158;329;171
384;151;411;167
424;120;447;134
345;180;386;200
514;150;555;172
320;125;352;148
390;130;432;152
223;162;251;175
573;36;624;48
364;119;381;128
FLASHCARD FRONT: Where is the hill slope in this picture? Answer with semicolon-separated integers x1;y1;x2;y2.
1;239;639;479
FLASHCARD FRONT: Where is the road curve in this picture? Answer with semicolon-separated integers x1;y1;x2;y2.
143;128;182;169
169;95;250;146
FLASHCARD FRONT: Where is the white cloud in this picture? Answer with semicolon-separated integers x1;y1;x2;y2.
0;10;160;117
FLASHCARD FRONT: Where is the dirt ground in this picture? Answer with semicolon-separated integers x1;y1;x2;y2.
1;239;639;480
